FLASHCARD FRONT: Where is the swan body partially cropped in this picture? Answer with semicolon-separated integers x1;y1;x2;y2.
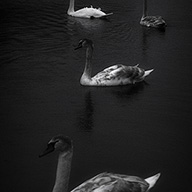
75;39;154;86
140;0;166;28
67;0;113;19
40;135;161;192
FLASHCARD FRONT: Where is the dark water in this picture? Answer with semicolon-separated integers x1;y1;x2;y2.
0;0;191;191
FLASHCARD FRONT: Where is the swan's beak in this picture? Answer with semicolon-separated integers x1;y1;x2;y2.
39;142;55;158
74;43;82;50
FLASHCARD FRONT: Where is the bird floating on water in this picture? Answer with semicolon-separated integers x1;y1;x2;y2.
67;0;113;19
74;39;154;86
140;0;166;29
40;135;161;192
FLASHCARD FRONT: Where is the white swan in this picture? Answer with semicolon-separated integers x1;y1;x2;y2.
67;0;113;19
140;0;166;28
39;135;161;192
74;39;154;86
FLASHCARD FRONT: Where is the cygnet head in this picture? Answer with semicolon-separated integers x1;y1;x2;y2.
39;135;73;157
74;39;94;50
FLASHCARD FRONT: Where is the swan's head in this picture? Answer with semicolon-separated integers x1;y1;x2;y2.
39;135;73;157
74;39;94;50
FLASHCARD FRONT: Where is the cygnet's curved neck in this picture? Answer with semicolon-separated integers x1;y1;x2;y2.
83;45;93;79
142;0;148;17
52;151;73;192
68;0;75;14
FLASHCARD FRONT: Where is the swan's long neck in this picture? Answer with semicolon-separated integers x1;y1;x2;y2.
82;45;93;80
52;151;73;192
142;0;148;17
67;0;75;14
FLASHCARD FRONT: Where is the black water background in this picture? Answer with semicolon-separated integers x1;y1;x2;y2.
0;0;191;191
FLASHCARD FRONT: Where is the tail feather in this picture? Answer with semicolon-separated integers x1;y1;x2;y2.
100;12;113;18
105;12;113;16
145;173;161;191
144;69;154;77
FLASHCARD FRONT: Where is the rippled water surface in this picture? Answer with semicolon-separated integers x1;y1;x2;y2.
0;0;191;191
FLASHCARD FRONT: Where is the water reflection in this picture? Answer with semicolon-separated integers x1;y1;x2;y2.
77;82;146;131
141;27;166;53
78;90;94;132
110;82;146;100
66;16;109;36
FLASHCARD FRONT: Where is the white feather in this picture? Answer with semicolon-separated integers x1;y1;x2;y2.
67;0;113;19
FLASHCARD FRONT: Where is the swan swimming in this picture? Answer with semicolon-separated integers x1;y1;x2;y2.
74;39;154;86
40;135;161;192
67;0;113;19
140;0;166;28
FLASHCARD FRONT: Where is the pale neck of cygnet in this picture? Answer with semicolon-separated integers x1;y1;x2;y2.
52;150;73;192
68;0;75;14
142;0;148;18
83;45;93;79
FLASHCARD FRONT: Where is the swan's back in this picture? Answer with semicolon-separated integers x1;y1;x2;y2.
71;172;149;192
90;64;146;86
69;7;106;18
140;16;166;28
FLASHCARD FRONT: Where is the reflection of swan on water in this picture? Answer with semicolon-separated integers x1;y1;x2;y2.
111;82;146;99
67;0;113;19
140;23;166;57
40;135;161;192
140;0;166;29
75;39;154;86
78;91;94;131
67;16;106;31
